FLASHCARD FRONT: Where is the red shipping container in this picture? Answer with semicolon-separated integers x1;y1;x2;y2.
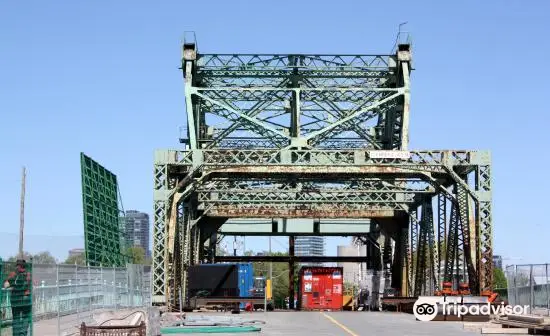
298;266;343;311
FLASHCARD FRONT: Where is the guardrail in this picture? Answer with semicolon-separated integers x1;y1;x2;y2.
1;262;151;336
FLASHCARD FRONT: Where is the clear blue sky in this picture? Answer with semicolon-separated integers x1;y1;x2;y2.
1;1;549;264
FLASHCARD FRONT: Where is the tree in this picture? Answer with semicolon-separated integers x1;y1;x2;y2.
7;251;56;264
252;251;290;305
514;272;530;287
216;246;228;256
344;281;359;296
7;251;32;262
32;251;57;264
244;250;255;256
126;246;146;264
64;253;86;266
493;268;507;289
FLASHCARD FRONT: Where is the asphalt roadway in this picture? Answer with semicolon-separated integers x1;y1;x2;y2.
179;311;481;336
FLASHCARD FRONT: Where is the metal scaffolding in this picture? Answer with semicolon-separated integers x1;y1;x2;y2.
81;153;128;267
152;35;493;308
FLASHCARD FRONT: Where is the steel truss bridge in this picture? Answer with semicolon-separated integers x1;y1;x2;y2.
151;36;493;309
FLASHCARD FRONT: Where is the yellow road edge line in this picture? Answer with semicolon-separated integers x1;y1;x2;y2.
321;312;359;336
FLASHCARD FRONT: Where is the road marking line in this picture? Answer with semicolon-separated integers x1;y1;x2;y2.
321;312;358;336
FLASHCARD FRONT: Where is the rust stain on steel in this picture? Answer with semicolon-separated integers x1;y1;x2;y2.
207;205;398;218
209;166;417;174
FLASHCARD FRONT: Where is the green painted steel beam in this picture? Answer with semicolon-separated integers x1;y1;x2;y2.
219;222;371;235
81;153;127;267
180;43;408;151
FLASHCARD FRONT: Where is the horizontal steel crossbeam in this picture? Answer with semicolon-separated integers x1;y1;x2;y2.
216;255;370;263
156;149;481;167
196;54;392;70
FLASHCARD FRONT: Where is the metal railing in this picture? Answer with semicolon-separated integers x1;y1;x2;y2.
1;262;151;336
506;264;550;316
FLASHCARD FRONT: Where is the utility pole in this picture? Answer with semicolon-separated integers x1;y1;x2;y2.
357;243;362;287
269;236;272;281
19;166;26;259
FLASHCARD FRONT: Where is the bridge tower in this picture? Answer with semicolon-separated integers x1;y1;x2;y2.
152;35;493;308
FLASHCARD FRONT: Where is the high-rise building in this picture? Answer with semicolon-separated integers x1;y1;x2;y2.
124;210;151;257
295;236;325;266
337;244;367;286
493;255;503;270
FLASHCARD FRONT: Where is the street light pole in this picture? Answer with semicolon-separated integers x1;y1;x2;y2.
269;236;273;281
357;243;361;286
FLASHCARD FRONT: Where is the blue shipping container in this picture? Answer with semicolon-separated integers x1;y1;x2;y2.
238;263;254;309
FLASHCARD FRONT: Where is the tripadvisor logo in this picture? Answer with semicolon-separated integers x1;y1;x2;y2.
413;297;529;322
413;298;440;321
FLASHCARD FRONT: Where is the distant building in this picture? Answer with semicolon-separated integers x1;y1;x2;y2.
337;244;366;286
493;255;503;270
124;210;151;257
295;236;325;266
68;248;85;258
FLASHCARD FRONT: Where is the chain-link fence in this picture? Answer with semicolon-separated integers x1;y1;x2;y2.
1;261;151;336
506;264;550;316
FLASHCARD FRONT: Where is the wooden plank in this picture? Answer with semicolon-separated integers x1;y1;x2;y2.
481;327;528;334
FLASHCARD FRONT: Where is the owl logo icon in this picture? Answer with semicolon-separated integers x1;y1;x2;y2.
413;298;439;321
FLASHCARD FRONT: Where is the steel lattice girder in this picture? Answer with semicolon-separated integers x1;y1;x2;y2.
155;148;478;166
151;148;492;302
412;198;437;296
181;44;412;151
153;149;488;220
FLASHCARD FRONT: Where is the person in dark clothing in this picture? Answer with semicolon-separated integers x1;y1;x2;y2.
3;259;32;336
